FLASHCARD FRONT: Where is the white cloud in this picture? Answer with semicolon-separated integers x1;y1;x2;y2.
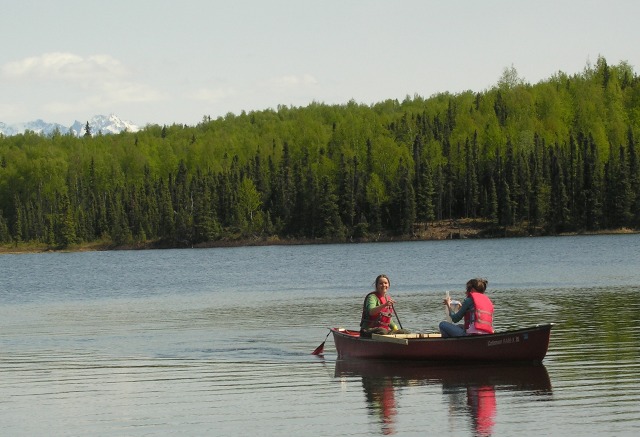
1;52;165;121
2;52;127;81
40;83;167;118
99;81;167;103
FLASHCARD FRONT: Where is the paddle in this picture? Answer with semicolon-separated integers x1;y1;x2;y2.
392;305;403;330
311;330;331;355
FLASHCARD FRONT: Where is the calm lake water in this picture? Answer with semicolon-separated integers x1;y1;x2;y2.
1;234;639;436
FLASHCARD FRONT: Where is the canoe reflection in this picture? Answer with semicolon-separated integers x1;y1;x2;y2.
335;360;552;436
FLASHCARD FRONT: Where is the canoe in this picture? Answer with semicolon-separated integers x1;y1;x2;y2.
331;323;553;363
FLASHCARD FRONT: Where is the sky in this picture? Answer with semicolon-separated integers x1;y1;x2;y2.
1;0;638;128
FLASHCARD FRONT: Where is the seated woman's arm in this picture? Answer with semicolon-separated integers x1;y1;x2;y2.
450;297;473;323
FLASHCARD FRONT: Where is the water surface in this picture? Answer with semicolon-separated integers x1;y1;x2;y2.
1;234;639;436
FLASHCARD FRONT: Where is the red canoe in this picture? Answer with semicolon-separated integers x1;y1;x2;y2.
331;323;553;363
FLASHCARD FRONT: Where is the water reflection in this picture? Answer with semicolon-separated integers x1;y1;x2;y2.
335;360;552;436
360;373;397;435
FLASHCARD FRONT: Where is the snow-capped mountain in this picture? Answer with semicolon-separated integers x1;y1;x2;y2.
0;114;140;137
69;114;140;136
0;119;68;137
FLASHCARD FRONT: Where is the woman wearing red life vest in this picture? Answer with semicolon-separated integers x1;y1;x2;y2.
439;278;494;338
360;274;406;338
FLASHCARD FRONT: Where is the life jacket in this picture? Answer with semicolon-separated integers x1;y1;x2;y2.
464;291;494;334
360;292;393;330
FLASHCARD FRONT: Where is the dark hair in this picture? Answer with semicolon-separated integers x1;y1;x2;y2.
466;277;488;293
374;274;390;287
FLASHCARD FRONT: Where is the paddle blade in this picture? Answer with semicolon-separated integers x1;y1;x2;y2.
311;331;331;355
311;341;326;355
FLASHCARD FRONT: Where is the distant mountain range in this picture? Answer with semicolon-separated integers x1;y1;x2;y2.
0;114;140;137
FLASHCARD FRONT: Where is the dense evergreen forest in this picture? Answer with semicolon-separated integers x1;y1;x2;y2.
1;56;639;250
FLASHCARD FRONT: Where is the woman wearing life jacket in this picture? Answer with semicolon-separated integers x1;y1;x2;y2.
439;278;494;338
360;274;404;338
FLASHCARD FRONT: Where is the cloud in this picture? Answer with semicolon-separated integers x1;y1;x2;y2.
2;52;127;81
99;81;167;103
40;82;167;117
1;52;165;120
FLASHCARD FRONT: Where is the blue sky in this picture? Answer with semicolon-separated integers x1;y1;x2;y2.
1;0;637;127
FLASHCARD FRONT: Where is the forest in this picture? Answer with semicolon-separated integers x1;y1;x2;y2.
0;56;639;250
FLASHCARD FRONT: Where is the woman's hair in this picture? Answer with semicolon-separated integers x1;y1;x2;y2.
466;277;488;293
374;274;390;287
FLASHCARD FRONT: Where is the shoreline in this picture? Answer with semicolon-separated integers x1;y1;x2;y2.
1;220;637;255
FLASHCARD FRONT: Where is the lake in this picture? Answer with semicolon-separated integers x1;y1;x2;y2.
1;234;639;436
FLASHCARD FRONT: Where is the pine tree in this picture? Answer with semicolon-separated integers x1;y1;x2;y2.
12;194;23;244
58;192;77;248
316;176;345;239
0;211;10;243
581;134;603;231
464;135;480;218
337;153;356;230
487;176;499;223
547;149;570;233
390;161;416;234
627;127;640;226
416;157;435;222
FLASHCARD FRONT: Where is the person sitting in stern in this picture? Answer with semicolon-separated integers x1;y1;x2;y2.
439;278;494;338
360;274;408;338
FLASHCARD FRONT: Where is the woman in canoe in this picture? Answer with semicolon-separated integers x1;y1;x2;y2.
439;278;494;338
360;274;407;338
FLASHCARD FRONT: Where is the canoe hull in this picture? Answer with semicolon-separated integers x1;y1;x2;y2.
331;324;553;363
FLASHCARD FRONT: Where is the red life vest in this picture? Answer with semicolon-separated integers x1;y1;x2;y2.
464;291;494;334
360;292;393;330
